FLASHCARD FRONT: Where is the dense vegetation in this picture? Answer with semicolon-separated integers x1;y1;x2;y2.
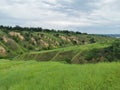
0;25;84;34
17;43;109;63
0;60;120;90
17;40;120;64
0;25;114;60
0;25;120;63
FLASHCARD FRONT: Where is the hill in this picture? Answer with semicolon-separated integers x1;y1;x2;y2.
17;41;120;64
0;25;115;59
0;25;120;90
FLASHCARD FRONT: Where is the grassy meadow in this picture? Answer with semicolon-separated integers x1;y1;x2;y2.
0;60;120;90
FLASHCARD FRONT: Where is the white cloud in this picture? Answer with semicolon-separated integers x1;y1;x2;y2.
89;0;120;24
0;0;120;33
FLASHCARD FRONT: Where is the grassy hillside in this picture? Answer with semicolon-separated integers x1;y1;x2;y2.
0;26;115;58
0;25;119;63
0;60;120;90
17;42;120;64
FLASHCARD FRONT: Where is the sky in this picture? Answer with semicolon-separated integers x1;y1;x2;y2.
0;0;120;34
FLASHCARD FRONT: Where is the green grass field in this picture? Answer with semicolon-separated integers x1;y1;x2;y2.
0;60;120;90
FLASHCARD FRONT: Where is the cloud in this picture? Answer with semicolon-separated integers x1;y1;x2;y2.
0;0;120;34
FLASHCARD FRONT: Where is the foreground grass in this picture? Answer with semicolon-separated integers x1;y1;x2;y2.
0;60;120;90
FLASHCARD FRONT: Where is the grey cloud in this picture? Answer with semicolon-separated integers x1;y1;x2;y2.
0;0;120;34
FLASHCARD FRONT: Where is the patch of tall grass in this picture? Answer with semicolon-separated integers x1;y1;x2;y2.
0;60;120;90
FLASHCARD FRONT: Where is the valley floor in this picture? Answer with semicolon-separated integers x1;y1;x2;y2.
0;60;120;90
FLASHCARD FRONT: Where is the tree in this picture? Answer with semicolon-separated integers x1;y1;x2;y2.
82;40;85;44
89;38;96;43
112;40;120;59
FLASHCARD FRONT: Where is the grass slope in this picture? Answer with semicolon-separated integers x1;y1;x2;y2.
17;43;110;63
0;27;115;58
0;60;120;90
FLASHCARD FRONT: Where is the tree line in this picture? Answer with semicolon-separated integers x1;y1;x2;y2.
0;25;87;35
